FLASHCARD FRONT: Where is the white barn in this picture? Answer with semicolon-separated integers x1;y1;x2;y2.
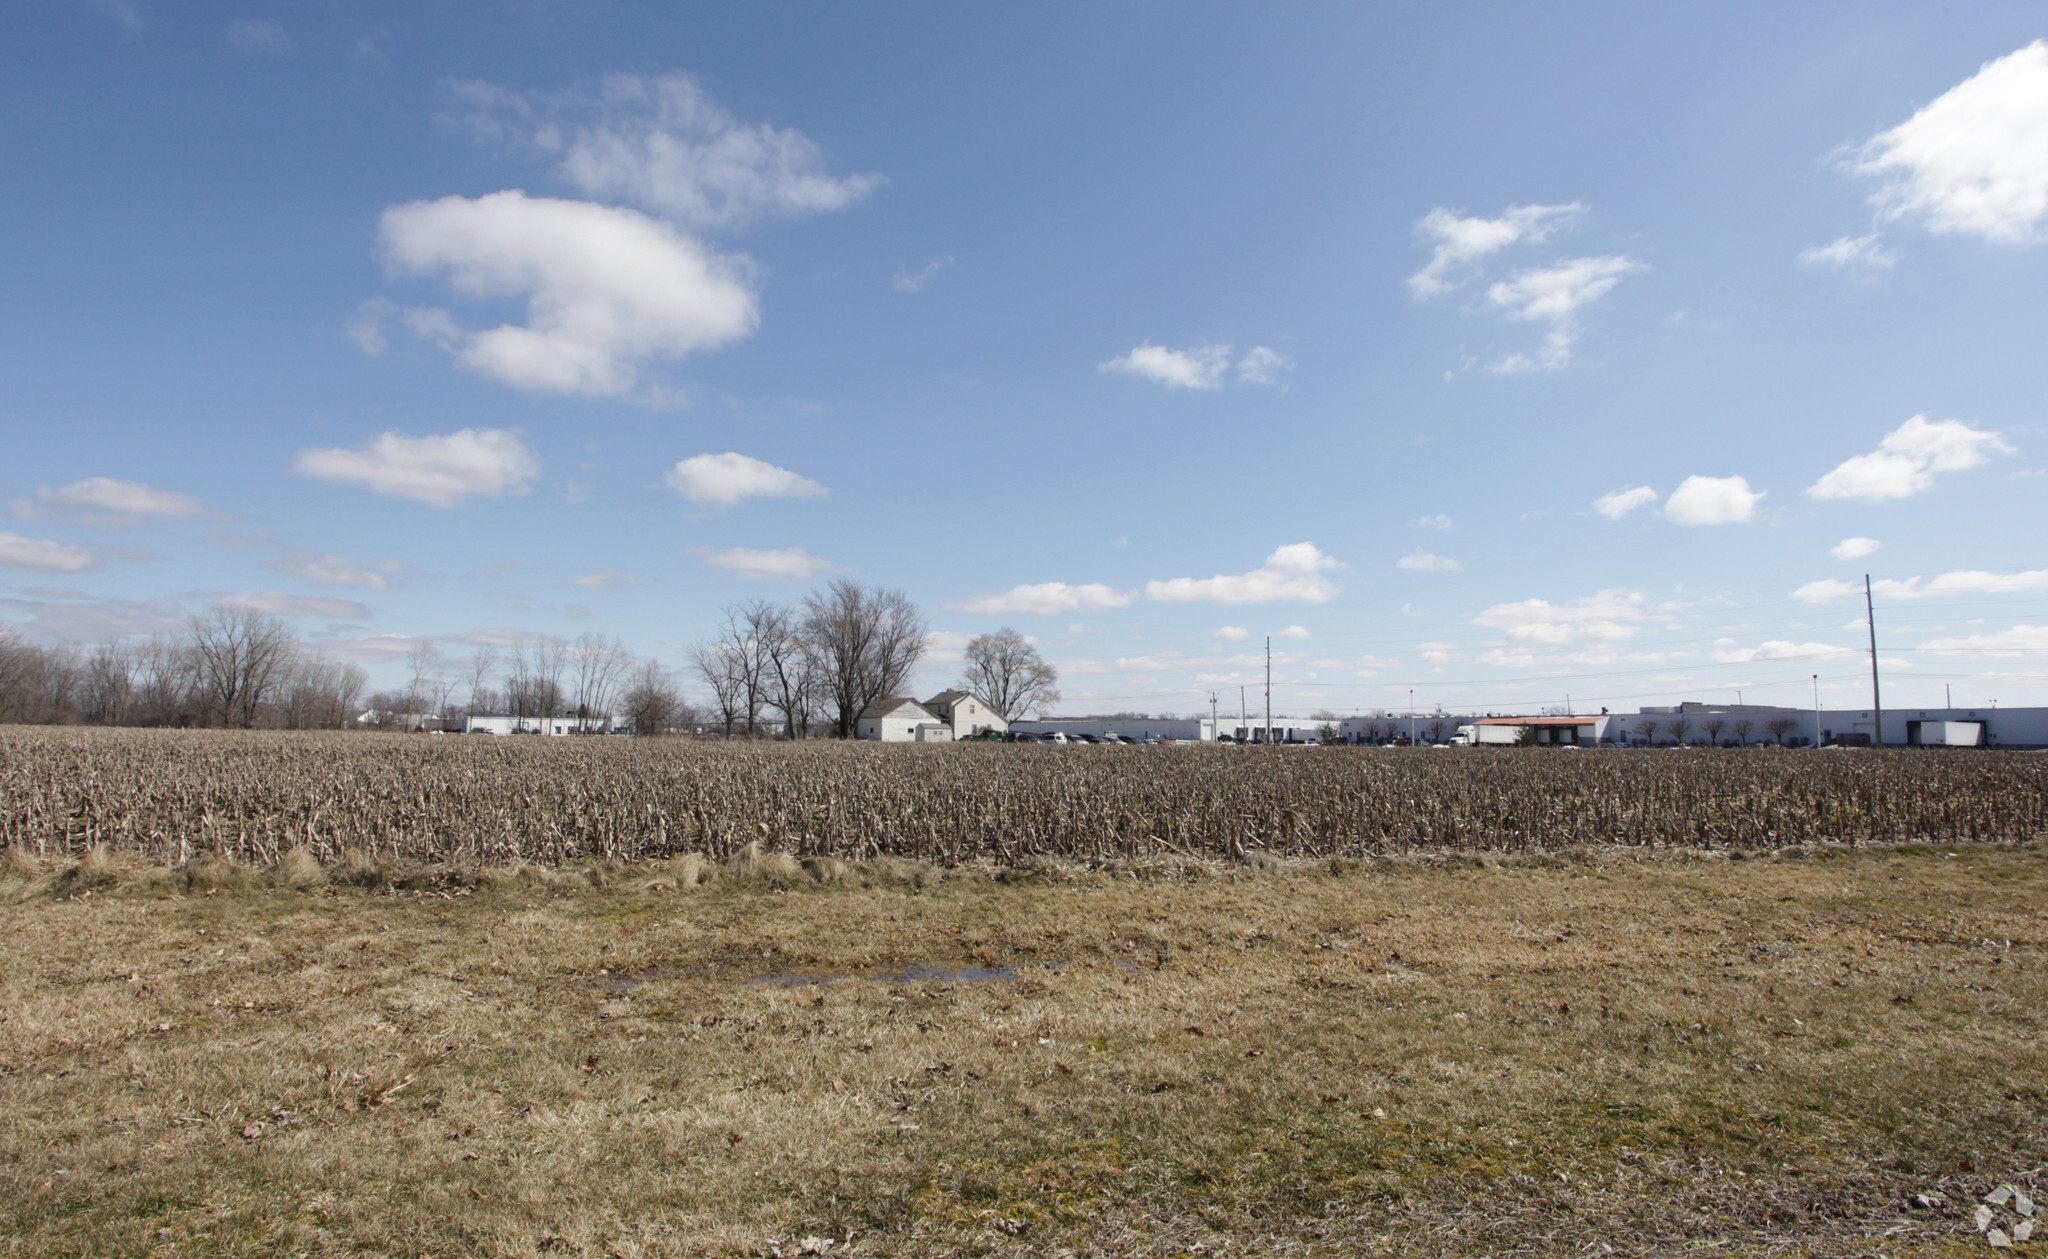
856;698;954;743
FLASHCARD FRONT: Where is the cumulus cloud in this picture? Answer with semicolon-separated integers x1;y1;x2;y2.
1794;567;2048;603
1807;415;2012;502
1798;234;1897;269
1214;626;1250;641
665;452;827;507
1921;625;2048;654
226;20;288;53
1849;41;2048;243
1417;514;1453;530
0;532;100;573
378;191;757;397
1664;475;1762;525
267;550;407;590
1832;536;1881;560
1100;343;1232;389
1100;344;1290;390
294;428;541;508
10;478;209;528
1473;589;1648;644
220;591;372;620
1145;543;1343;605
1593;485;1659;520
572;569;636;590
698;546;833;582
448;73;881;232
1396;550;1462;572
1486;255;1644;371
1276;625;1310;639
1235;346;1294;385
1408;203;1583;296
955;582;1135;616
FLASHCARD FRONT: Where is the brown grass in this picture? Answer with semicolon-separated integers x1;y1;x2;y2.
2;842;2044;1257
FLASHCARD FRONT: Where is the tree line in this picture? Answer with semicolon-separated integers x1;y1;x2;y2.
0;609;366;729
0;578;1063;738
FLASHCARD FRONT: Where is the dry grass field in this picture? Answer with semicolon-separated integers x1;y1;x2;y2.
4;839;2046;1257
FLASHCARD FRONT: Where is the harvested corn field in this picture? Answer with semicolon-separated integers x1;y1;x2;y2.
3;727;2046;866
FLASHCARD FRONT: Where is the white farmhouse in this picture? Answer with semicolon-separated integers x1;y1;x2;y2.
856;698;954;742
923;690;1007;739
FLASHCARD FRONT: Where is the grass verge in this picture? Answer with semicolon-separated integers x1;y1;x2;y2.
2;843;2044;1256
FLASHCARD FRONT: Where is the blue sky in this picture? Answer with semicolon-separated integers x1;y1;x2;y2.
4;2;2046;716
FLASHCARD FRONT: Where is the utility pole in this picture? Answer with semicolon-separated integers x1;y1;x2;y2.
1812;673;1821;749
1865;574;1883;748
1945;684;1951;710
1208;691;1219;741
1239;686;1247;743
1263;636;1272;746
1409;688;1416;744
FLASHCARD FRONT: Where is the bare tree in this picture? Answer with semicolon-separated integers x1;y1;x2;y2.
1632;718;1658;745
188;608;297;728
690;641;750;737
1765;717;1798;745
465;645;501;715
505;638;568;726
403;642;443;728
79;640;135;725
620;659;683;736
570;633;633;732
1700;716;1727;747
1662;717;1692;746
802;581;927;738
752;602;814;739
958;627;1059;721
134;634;197;726
1731;718;1754;746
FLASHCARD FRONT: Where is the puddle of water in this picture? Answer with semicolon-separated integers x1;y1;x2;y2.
749;962;1017;987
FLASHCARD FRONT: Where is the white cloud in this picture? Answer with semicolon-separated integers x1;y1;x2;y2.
1921;625;2048;655
220;591;371;621
1486;255;1643;371
301;633;426;663
1593;485;1659;520
1214;626;1250;641
0;532;100;573
1664;475;1762;525
226;20;288;53
1235;346;1293;385
1832;537;1881;561
267;550;407;590
893;257;952;294
956;582;1136;616
698;546;833;582
1408;203;1583;297
449;73;881;233
1145;542;1343;605
1417;514;1453;530
1476;647;1539;669
572;569;636;590
1795;567;2048;603
1396;550;1462;572
1100;343;1231;389
1419;641;1455;666
1798;234;1897;269
1793;578;1859;604
1473;589;1648;644
10;478;209;528
378;191;757;398
665;452;827;507
1276;625;1310;639
296;429;540;508
1849;41;2048;243
1807;415;2012;502
1709;639;1854;664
